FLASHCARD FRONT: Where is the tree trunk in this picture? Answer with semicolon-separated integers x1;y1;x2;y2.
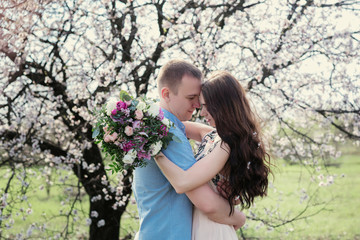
76;142;134;239
89;198;122;240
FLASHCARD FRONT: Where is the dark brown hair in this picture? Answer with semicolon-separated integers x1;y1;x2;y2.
202;71;271;214
157;59;202;94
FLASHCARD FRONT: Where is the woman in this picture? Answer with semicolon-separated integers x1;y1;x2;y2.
155;71;271;240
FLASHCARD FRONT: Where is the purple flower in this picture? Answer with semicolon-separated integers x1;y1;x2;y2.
158;108;164;120
110;115;125;124
122;141;134;152
121;108;130;117
116;101;127;111
159;124;168;136
132;120;142;130
133;136;147;150
137;150;151;160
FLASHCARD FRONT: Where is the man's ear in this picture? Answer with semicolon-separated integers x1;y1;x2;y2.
161;87;171;102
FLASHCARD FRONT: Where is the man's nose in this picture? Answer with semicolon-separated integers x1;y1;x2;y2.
193;99;200;108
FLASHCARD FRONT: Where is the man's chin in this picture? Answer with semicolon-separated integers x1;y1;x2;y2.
186;113;194;121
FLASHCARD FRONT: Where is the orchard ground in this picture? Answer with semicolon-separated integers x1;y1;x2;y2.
1;151;359;239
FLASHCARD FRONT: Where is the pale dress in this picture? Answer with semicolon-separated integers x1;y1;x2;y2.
191;130;238;240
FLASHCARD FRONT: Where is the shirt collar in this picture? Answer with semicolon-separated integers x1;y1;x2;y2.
162;108;186;134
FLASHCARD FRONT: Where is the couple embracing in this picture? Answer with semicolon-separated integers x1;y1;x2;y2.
133;60;271;240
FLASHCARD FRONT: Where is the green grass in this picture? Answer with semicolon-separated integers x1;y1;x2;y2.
241;154;360;239
1;153;360;239
0;168;89;239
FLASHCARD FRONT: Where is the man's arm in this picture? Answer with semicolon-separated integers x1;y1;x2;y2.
185;183;246;228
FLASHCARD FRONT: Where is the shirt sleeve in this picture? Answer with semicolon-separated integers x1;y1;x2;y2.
162;126;197;171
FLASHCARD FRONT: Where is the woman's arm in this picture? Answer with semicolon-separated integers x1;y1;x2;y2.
155;142;230;193
183;121;214;142
185;183;246;228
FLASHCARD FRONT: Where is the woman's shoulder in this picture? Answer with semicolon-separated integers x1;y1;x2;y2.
201;129;217;142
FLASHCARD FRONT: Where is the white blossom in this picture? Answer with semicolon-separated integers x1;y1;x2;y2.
97;219;105;228
91;211;99;218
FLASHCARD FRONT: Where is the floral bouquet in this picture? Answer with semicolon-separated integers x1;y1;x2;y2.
92;90;177;173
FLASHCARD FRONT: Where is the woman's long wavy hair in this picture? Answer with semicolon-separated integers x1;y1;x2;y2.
202;71;271;214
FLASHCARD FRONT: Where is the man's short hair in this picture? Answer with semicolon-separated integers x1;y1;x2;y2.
157;60;202;94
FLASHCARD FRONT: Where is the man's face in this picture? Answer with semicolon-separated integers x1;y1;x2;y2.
168;74;201;121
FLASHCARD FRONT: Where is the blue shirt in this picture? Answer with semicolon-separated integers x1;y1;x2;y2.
133;109;197;240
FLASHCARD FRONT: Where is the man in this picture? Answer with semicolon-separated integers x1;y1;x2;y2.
133;60;245;240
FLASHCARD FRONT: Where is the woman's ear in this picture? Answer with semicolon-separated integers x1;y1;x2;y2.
161;87;170;102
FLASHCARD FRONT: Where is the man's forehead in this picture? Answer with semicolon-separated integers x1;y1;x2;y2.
184;88;200;96
179;85;201;95
177;75;201;94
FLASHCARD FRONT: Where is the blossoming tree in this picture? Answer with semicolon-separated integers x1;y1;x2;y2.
1;0;359;239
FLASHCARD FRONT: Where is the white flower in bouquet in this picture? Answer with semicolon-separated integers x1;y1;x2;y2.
136;101;146;111
150;141;163;156
161;118;171;128
148;103;160;117
123;149;137;164
106;98;118;116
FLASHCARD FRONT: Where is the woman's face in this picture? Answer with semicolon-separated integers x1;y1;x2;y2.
199;93;215;127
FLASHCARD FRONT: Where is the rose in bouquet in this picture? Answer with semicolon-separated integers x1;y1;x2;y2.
92;90;178;173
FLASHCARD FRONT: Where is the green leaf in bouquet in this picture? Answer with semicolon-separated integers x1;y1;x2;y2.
120;90;132;102
107;161;122;174
132;99;139;106
92;126;100;139
128;105;136;111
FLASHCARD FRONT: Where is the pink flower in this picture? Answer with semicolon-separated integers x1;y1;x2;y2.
111;109;117;115
132;120;142;130
109;132;118;141
134;109;143;120
104;132;118;142
121;108;130;117
124;126;133;136
114;139;123;146
104;135;112;142
116;101;127;110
